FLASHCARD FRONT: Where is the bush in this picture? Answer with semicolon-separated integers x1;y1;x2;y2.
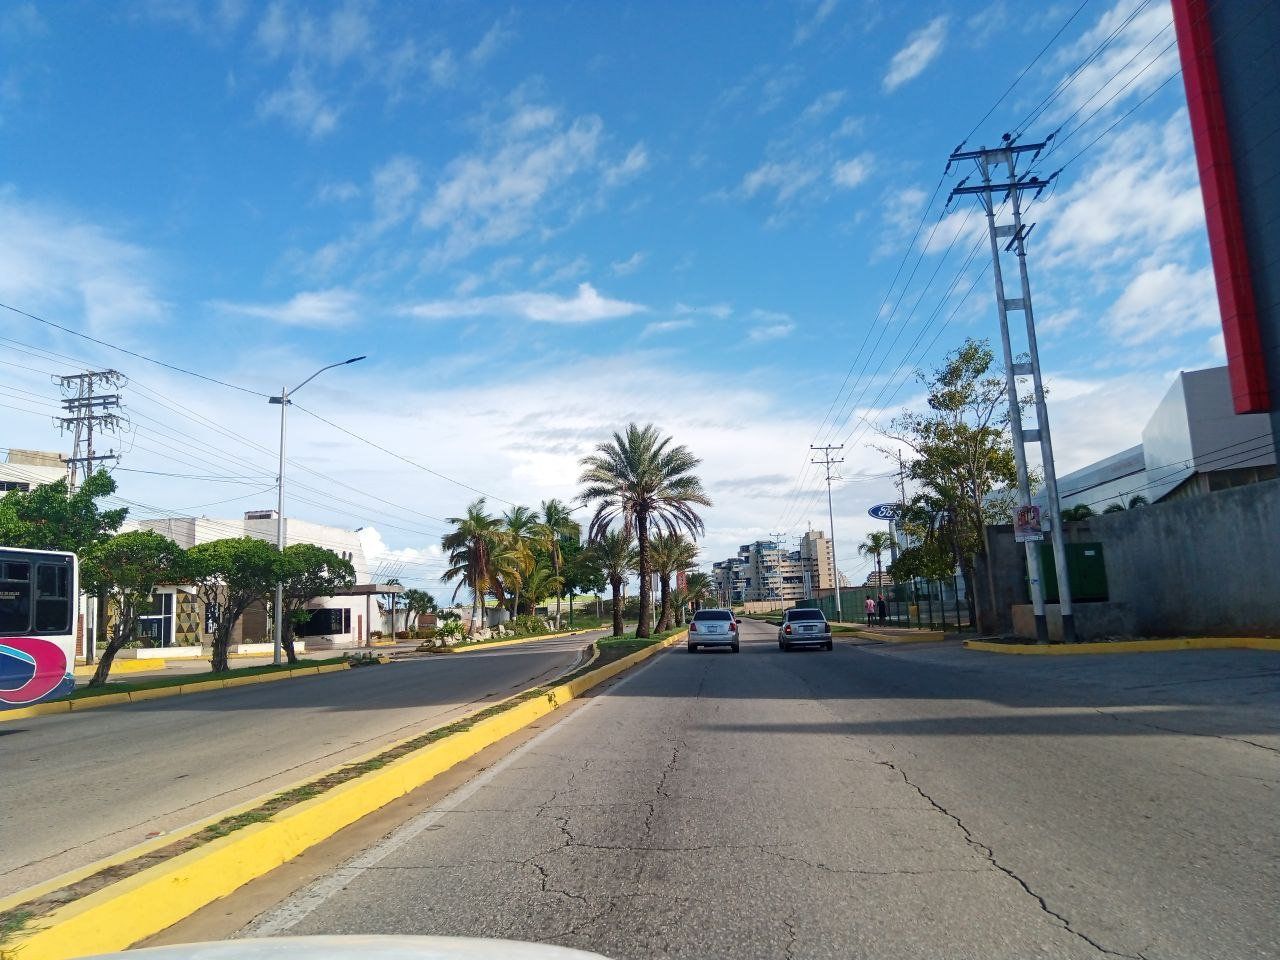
511;613;549;636
394;630;410;640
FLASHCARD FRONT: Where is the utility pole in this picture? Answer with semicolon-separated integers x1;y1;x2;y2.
57;370;125;492
810;444;844;621
949;135;1074;643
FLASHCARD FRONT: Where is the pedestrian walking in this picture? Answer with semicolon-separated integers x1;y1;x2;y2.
864;595;876;626
876;594;887;625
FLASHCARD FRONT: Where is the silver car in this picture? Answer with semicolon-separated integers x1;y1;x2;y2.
687;608;740;652
778;607;833;651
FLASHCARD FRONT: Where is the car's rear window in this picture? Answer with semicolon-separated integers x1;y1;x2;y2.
693;610;733;621
787;609;826;621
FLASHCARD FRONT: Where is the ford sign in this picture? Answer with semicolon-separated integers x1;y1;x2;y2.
867;503;901;521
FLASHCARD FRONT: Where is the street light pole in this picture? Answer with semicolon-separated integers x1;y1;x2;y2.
269;356;365;665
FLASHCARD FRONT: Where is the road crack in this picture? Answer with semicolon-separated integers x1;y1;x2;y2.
876;760;1145;959
1093;708;1280;757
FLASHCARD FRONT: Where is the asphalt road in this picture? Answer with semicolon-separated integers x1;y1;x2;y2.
0;633;597;897
246;619;1280;960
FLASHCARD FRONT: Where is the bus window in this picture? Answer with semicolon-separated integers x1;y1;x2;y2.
1;561;33;633
35;563;71;633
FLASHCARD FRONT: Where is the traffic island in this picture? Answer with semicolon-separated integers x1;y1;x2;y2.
0;628;686;960
965;636;1280;655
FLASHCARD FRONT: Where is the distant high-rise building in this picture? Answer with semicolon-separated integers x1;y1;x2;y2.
709;531;846;603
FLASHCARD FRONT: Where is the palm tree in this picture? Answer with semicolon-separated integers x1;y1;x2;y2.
858;531;895;595
537;498;580;626
590;528;636;637
684;571;714;613
650;533;698;630
1128;494;1148;508
441;498;502;635
502;505;540;617
520;561;563;616
1062;504;1095;521
578;423;711;638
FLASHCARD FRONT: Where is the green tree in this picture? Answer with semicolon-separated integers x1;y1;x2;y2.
684;571;714;611
589;528;636;637
650;533;697;630
578;423;711;638
80;530;188;687
187;537;281;672
441;498;502;635
0;470;127;553
502;505;540;617
564;534;605;626
1062;504;1095;521
858;531;895;594
401;588;438;633
537;498;580;626
277;543;356;663
879;339;1021;633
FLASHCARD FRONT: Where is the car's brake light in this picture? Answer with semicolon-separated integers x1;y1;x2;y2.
729;621;737;632
689;622;697;632
784;624;792;634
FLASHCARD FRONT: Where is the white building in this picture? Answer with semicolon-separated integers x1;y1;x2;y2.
0;449;67;492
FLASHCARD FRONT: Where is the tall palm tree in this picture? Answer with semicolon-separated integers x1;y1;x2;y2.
502;505;540;617
650;533;698;630
537;498;580;626
858;531;895;595
684;571;714;614
578;423;711;638
441;498;502;635
590;528;636;638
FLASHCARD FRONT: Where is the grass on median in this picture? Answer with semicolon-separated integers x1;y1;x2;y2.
68;657;352;701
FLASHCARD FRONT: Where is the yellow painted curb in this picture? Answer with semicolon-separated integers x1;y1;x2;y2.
0;631;685;960
0;663;353;725
964;636;1280;655
72;659;161;678
447;627;596;653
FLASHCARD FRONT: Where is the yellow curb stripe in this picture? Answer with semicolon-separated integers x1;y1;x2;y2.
446;627;594;653
964;636;1280;655
72;659;161;678
1;632;684;960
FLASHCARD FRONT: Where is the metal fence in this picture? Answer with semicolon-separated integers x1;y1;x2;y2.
811;575;972;631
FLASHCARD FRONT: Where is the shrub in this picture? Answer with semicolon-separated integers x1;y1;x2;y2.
394;630;410;640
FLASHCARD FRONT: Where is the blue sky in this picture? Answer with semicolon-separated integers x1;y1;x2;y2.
0;0;1221;593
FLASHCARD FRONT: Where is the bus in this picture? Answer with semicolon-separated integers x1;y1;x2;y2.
0;547;78;708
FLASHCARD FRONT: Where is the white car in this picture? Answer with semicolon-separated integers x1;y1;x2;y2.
778;608;833;651
687;608;739;653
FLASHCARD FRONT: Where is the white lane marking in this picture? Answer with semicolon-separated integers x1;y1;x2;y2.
242;642;674;937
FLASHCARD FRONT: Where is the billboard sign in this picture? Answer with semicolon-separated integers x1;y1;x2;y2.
1013;504;1044;543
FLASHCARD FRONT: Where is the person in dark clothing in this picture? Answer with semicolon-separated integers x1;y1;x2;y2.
876;594;887;625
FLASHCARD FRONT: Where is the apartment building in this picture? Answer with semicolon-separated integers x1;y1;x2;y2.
711;530;845;603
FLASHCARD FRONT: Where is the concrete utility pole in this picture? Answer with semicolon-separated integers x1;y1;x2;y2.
810;444;845;620
57;370;125;492
949;135;1075;643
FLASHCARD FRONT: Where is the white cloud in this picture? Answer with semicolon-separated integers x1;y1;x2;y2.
416;106;632;265
611;251;646;276
747;315;795;342
794;0;838;45
883;16;948;92
0;190;166;335
741;160;821;206
832;153;872;189
257;69;339;138
675;302;733;320
213;288;362;328
255;0;371;66
1104;262;1217;345
371;155;421;229
801;90;846;124
604;143;649;187
640;318;693;338
316;180;360;204
427;48;457;86
406;282;645;325
469;16;515;66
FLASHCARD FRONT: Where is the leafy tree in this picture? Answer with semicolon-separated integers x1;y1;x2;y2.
537;498;580;626
80;531;188;687
187;537;280;672
684;571;714;611
441;498;502;635
1128;494;1148;508
563;534;604;626
502;505;540;617
858;531;895;592
276;543;356;663
520;561;562;614
1062;504;1095;521
887;500;964;583
589;528;636;637
1102;502;1125;514
650;533;697;630
878;339;1021;634
401;588;438;633
0;470;127;553
578;424;711;638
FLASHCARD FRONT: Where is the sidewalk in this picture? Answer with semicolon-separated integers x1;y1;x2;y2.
830;621;949;643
